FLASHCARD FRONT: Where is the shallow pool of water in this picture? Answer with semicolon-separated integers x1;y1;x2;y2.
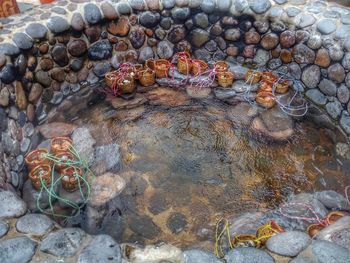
69;95;350;248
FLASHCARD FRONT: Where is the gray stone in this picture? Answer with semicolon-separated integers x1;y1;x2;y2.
225;247;274;263
266;231;311;257
88;40;112;61
268;58;282;70
138;46;154;63
0;43;20;56
317;19;337;35
314;190;350;210
157;40;174;59
139;11;160;28
0;64;16;84
293;44;315;64
311;240;350;263
253;49;269;67
341;14;350;25
72;127;96;166
160;17;173;30
162;0;176;9
214;88;236;100
302;65;320;89
47;16;70;34
269;6;283;18
78;235;122;263
249;0;271;14
340;112;350;134
200;0;215;13
342;52;350;70
182;249;222;263
329;45;344;61
84;3;102;25
41;228;86;257
25;23;48;39
189;28;209;47
328;63;346;83
307;33;322;49
306;89;327;105
93;62;111;78
234;0;249;13
337;84;350;104
0;220;9;238
194;13;209;29
273;0;287;3
171;7;190;21
319;79;337;96
0;236;37;263
51;6;66;15
71;12;85;31
326;100;343;119
167;212;187;234
0;190;27;218
289;62;302;79
16;214;54;235
20;137;31;153
129;215;160;239
217;0;231;12
50;91;63;105
299;14;316;28
286;7;301;17
129;0;146;11
12;33;33;50
117;2;132;14
335;25;350;39
225;28;241;41
94;143;120;172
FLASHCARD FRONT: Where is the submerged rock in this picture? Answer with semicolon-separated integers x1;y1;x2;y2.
129;244;182;263
250;107;294;141
182;249;222;263
146;87;189;107
37;122;77;139
72;127;96;166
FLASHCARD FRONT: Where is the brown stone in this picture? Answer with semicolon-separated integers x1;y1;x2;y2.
38;43;49;54
243;45;256;58
37;122;77;139
296;30;310;44
279;30;296;48
100;1;118;20
26;104;35;122
146;87;189;107
108;94;147;110
145;28;153;37
24;71;34;82
245;30;260;45
50;68;66;83
108;35;118;44
77;67;89;82
210;23;223;36
271;46;281;58
67;39;87;57
52;81;61;91
114;40;129;51
129;15;138;26
226;46;239;56
260;33;279;50
145;0;160;10
84;26;102;43
107;17;130;36
56;33;70;45
15;81;27;111
27;56;37;71
221;16;238;26
0;86;10;107
40;58;54;71
66;72;78;84
328;63;346;83
167;25;187;43
315;48;331;68
280;49;293;63
28;83;43;103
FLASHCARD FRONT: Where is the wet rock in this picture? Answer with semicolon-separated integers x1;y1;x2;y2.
314;190;350;210
50;68;65;83
138;46;154;63
129;27;146;49
0;43;19;56
317;19;337;35
148;191;170;215
13;32;33;50
0;237;37;263
182;249;222;263
39;58;53;71
107;17;130;36
193;13;209;29
93;144;120;174
88;40;112;61
140;11;160;28
89;173;126;207
200;0;215;13
100;2;118;20
266;231;311;257
40;228;86;257
129;215;160;239
224;28;241;42
306;89;327;105
37;122;77;139
156;40;174;59
168;25;187;43
0;64;16;84
328;63;346;83
84;3;101;25
160;17;173;30
72;127;96;166
16;214;53;235
190;28;209;47
78;235;122;263
260;33;279;50
93;62;111;78
25;23;48;39
319;78;337;96
67;39;87;57
186;86;211;99
245;30;260;45
52;44;69;67
0;221;9;238
167;213;187;234
326;100;342;119
225;248;274;263
251;107;294;141
0;190;27;218
71;12;85;31
15;81;27;111
117;2;132;14
130;0;146;11
302;65;320;89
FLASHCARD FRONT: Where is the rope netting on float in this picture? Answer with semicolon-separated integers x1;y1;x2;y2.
100;51;309;118
214;185;350;258
25;137;94;219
